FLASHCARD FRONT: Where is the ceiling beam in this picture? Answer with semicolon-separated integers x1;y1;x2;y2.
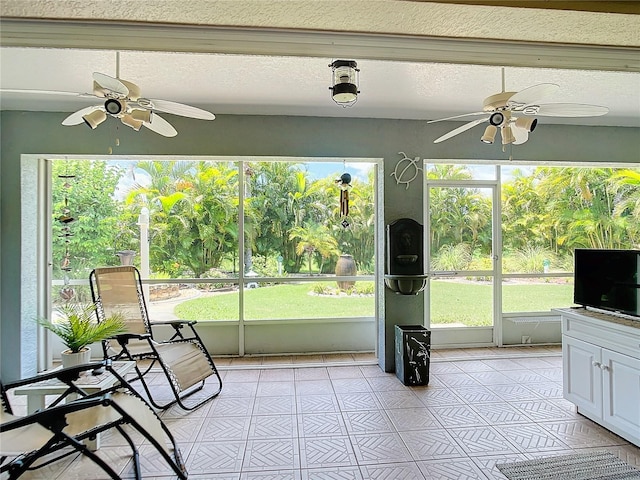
410;1;640;14
1;18;639;73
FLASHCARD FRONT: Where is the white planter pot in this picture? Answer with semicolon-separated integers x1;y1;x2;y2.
61;347;91;369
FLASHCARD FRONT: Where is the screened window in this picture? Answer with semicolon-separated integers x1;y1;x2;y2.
50;158;377;326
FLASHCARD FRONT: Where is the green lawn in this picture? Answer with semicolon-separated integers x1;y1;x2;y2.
174;283;375;320
173;280;574;325
431;279;573;326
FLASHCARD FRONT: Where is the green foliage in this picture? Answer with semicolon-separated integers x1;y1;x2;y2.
357;260;376;275
511;246;555;273
197;269;235;290
501;166;640;256
124;160;239;278
468;254;492;270
431;243;472;271
52;159;639;292
310;282;374;296
248;162;317;273
557;254;575;272
250;254;281;277
39;303;126;353
150;271;172;279
427;167;492;256
312;283;332;295
52;160;127;279
354;282;375;295
289;223;340;273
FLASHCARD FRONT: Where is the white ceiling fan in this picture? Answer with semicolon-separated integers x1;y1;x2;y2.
4;52;215;137
428;68;609;146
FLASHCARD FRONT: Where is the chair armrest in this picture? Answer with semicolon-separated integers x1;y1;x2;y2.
111;333;151;340
150;320;198;340
109;332;150;344
150;320;197;327
2;361;108;391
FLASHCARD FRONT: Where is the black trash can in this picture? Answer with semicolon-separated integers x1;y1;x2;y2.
395;324;431;386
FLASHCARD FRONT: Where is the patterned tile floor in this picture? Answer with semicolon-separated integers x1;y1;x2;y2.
6;346;640;479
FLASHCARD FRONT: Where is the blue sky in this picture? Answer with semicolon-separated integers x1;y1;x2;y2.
111;159;531;200
110;159;375;200
304;162;373;181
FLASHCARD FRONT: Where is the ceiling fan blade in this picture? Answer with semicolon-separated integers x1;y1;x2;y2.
61;106;102;125
433;117;489;143
143;113;178;137
148;98;215;120
1;88;96;99
93;72;129;96
508;83;559;108
534;103;609;117
427;111;485;124
511;124;529;145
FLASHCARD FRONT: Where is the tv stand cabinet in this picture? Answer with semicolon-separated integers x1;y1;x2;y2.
555;308;640;447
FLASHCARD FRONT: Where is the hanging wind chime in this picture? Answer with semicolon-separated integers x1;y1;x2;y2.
336;168;352;228
58;165;76;300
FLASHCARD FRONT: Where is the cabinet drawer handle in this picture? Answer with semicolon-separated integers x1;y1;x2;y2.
600;364;610;372
592;361;601;368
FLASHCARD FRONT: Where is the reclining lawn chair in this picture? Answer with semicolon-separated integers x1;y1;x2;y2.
0;360;187;480
90;265;222;411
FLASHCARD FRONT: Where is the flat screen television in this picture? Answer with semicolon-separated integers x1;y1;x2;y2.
574;249;640;318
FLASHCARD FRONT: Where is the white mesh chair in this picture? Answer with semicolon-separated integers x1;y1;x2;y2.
90;265;222;411
0;361;188;480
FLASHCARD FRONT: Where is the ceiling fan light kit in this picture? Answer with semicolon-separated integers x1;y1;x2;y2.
120;114;143;131
329;59;360;106
104;98;124;115
515;116;537;132
481;125;497;144
489;111;505;126
501;125;516;145
82;109;107;129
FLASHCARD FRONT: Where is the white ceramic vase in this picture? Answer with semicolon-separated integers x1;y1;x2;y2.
61;347;91;369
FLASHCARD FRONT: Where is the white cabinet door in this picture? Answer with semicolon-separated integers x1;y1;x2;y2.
602;349;640;445
563;335;602;419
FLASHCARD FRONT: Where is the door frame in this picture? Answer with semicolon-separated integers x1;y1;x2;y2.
424;172;502;348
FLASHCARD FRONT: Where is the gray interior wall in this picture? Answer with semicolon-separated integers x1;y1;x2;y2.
1;110;639;380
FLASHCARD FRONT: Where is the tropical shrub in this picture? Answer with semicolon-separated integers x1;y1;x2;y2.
512;246;555;273
431;243;472;271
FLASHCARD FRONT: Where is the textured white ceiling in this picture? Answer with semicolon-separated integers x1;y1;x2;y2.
1;2;639;129
1;47;639;128
2;0;639;47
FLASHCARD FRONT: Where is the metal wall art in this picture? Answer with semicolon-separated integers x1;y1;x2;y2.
391;152;422;189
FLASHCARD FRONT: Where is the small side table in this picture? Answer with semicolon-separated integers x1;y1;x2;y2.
13;361;136;449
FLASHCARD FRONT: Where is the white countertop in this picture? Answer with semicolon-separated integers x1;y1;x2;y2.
554;307;640;330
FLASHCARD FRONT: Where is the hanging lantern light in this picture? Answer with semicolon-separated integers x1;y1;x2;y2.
329;60;360;106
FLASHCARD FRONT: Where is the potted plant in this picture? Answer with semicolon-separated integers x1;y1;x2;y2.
39;303;126;368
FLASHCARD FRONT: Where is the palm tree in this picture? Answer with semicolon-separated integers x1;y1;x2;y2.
124;160;240;277
289;223;340;273
537;167;628;252
249;162;315;273
612;169;640;247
